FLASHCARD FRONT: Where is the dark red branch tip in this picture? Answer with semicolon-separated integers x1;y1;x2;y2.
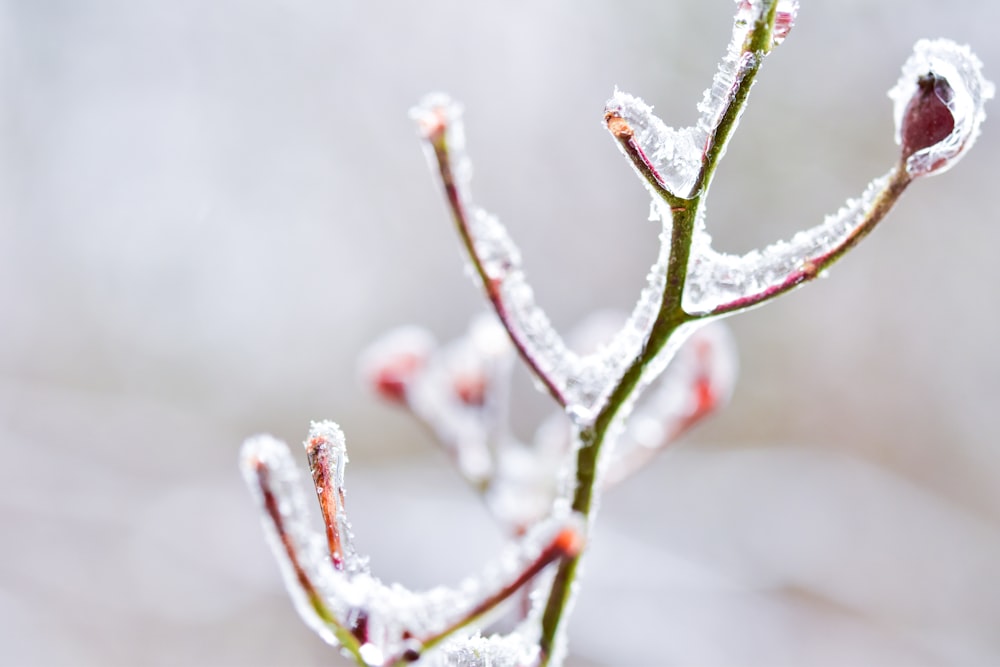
900;72;956;161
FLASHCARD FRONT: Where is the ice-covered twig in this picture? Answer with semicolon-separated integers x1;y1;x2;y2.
305;427;354;570
245;1;991;664
605;1;798;204
241;421;584;666
686;37;992;317
694;0;798;190
688;166;911;316
411;97;576;410
603;95;701;202
242;433;367;663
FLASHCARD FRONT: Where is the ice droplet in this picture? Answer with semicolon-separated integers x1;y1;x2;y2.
889;39;993;177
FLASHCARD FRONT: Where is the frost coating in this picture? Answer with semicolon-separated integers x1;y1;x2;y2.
890;39;994;177
605;90;702;197
412;93;681;419
241;422;583;666
693;0;798;170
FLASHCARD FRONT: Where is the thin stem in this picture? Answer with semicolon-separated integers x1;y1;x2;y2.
704;165;913;317
602;339;720;488
423;117;569;409
539;202;700;663
604;110;687;209
305;434;348;570
250;458;366;664
397;527;583;665
539;6;785;661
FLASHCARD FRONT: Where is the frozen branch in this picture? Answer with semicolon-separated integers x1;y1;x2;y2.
241;421;584;666
243;2;991;665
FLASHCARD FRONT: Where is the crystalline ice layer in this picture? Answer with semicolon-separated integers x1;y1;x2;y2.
682;171;891;314
606;90;703;198
889;39;994;177
693;0;798;163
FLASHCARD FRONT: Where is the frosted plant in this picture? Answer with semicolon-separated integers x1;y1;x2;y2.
240;2;991;665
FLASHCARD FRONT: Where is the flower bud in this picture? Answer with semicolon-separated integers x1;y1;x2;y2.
452;371;487;407
359;326;436;405
890;39;993;177
900;73;955;163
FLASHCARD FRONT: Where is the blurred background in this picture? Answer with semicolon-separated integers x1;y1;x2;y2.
2;1;1000;665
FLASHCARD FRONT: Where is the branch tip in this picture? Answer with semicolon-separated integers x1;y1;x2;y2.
604;111;633;139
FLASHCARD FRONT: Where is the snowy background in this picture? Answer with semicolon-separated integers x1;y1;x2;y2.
3;1;1000;665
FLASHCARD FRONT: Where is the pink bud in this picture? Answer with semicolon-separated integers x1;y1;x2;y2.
370;352;425;404
899;73;955;170
453;371;487;407
359;326;436;405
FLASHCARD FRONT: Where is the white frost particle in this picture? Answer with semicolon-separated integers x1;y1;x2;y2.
889;39;993;177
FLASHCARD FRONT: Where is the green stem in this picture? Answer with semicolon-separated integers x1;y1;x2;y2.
538;202;699;664
695;0;778;194
537;4;782;663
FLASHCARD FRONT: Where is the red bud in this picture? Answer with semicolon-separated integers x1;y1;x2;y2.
900;72;955;163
